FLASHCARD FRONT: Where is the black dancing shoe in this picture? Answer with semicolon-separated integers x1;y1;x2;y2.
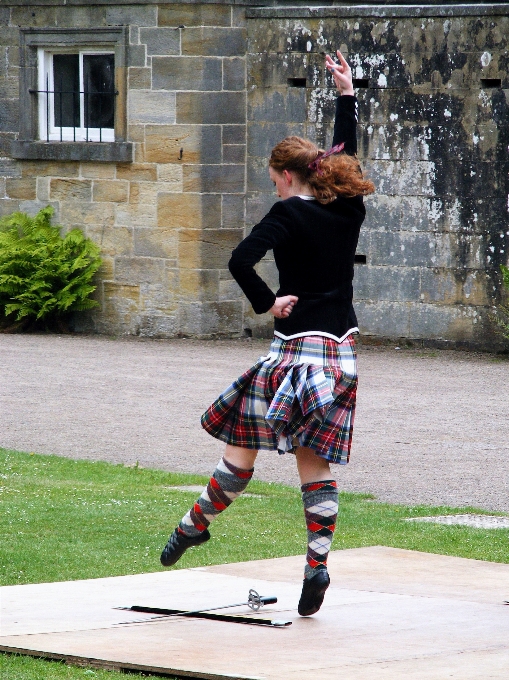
298;569;330;616
160;528;211;567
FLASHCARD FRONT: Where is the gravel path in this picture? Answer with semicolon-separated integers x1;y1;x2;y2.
1;334;508;512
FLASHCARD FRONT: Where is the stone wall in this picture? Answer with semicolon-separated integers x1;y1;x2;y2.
0;1;508;348
0;1;248;337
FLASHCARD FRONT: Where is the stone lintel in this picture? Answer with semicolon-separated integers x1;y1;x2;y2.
11;141;134;163
3;0;507;6
247;5;509;19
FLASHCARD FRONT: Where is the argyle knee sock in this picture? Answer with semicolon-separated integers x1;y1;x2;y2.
302;480;338;580
178;457;254;538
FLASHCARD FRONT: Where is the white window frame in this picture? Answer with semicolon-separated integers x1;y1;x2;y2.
37;48;115;143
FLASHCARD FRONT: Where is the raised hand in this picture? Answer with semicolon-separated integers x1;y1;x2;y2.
325;50;354;96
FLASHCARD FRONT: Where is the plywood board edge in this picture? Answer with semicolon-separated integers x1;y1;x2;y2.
0;645;264;680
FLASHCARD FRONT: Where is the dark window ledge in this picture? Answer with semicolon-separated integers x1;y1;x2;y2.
11;141;133;163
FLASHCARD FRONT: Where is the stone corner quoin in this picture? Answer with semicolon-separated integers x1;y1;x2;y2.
0;0;507;349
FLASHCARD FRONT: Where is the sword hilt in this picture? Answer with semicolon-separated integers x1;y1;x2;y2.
247;589;277;611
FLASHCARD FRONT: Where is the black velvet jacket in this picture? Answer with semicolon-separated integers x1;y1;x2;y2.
228;95;365;340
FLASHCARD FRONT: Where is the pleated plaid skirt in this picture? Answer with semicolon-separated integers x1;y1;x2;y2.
201;334;358;464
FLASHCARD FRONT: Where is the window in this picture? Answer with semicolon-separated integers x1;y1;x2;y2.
13;27;132;163
38;50;116;142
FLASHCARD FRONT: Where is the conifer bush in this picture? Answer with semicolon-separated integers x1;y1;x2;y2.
0;206;102;332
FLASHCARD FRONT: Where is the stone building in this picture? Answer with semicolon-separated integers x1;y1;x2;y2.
0;1;508;348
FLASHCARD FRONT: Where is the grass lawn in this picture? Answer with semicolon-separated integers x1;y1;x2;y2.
1;447;508;678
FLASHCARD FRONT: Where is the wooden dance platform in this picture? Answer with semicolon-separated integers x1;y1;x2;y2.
1;546;508;679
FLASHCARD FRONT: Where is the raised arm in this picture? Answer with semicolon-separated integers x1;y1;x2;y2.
325;50;358;155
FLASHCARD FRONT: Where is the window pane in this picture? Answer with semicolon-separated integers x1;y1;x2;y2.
53;54;80;128
83;54;115;129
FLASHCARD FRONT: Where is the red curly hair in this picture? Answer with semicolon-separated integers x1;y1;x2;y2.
269;136;375;204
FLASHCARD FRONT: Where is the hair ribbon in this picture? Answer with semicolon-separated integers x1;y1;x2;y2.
308;142;345;175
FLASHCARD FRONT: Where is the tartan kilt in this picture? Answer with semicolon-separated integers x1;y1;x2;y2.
201;334;358;465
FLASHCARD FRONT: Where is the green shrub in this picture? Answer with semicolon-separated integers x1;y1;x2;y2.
493;264;509;343
0;206;102;331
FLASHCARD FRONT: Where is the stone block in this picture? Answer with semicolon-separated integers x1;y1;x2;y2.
20;161;78;179
219;277;243;302
246;192;277;225
100;282;140;334
158;4;232;28
223;57;246;91
11;7;57;27
247;157;273;194
92;180;129;204
232;6;247;29
247;122;306;158
5;177;36;201
223;145;245;164
370;231;435;268
129;90;176;125
115;256;166;286
106;6;157;28
179;269;220;301
248;52;326;90
128;67;152;90
222;194;245;230
354;265;421;302
182;27;246;57
50;179;92;202
0;199;20;216
36;176;49;201
365;160;436;197
139;27;180;56
130;26;140;45
18;200;59;219
60;201;115;230
434;233;484;269
248;89;307;124
152;56;222;91
176;92;246;125
138;313;178;338
354;300;411;338
183;164;245;193
115;201;157;229
254;259;279;292
156;164;183;189
157;192;221;230
51;6;107;29
0;159;21;178
86;225;133;257
201;228;244;269
419;267;489;307
133;227;178;259
223;125;246;145
127;125;146;143
145;124;221;164
179;300;243;336
80;164;116;180
0;133;15;158
0;76;19;100
116;163;158;182
127;45;147;68
407;303;476;341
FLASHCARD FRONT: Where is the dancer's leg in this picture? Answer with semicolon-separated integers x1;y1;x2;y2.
160;445;256;566
295;447;338;616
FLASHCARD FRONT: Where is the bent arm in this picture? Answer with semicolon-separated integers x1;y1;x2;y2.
228;206;291;314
